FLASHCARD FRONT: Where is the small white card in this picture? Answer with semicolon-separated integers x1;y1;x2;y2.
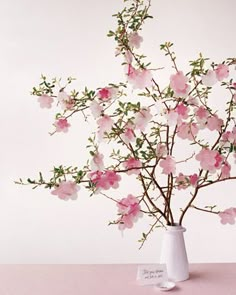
136;264;167;286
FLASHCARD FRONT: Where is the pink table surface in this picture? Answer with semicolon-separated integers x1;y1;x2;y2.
0;264;235;294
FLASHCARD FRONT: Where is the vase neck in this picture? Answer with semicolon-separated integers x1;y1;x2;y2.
166;224;186;233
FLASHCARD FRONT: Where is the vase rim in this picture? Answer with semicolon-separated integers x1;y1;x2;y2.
166;224;186;232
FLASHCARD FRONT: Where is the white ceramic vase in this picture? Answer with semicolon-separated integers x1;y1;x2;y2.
160;224;189;282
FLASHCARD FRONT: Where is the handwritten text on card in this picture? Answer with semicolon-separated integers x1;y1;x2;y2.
136;264;167;286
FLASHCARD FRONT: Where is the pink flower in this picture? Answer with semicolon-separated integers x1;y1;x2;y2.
222;127;236;145
159;156;176;175
206;115;223;132
187;96;199;106
214;153;224;169
195;106;209;120
175;173;188;190
220;162;231;179
104;171;121;189
201;70;217;87
166;110;179;126
89;170;121;191
134;108;152;131
128;32;143;49
37;94;54;109
170;71;190;97
117;194;142;230
97;115;114;140
233;94;236;104
123;157;142;175
176;103;189;120
195;149;223;173
219;208;236;225
215;64;229;81
89;170;103;187
120;127;135;145
90;100;103;119
156;143;167;158
90;152;104;171
126;65;153;89
97;87;117;102
54;118;71;133
189;173;199;186
57;91;75;110
124;51;133;64
177;122;199;140
232;82;236;89
51;181;79;200
195;106;209;129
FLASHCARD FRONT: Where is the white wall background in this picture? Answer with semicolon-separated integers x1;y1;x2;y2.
1;0;236;263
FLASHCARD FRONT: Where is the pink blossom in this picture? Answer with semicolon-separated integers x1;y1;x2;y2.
90;100;103;119
156;143;167;158
214;153;224;169
219;208;236;225
195;106;209;120
89;170;121;191
215;64;229;81
89;170;103;187
159;156;176;175
228;127;236;143
124;51;133;64
97;87;117;102
175;173;188;190
117;194;142;230
222;131;231;142
37;94;54;109
166;110;179;126
128;32;143;49
90;152;104;171
176;103;189;120
104;171;121;189
97;115;114;139
187;96;199;106
195;106;209;129
201;70;217;87
189;173;199;186
206;115;223;132
134;108;152;131
195;149;223;173
170;71;190;97
222;127;236;144
126;65;153;89
123;157;142;175
58;91;75;110
54;118;70;133
220;162;231;179
167;104;189;127
177;122;199;140
51;181;79;200
120;127;135;145
233;94;236;103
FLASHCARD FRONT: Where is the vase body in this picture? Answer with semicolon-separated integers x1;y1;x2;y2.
160;224;189;282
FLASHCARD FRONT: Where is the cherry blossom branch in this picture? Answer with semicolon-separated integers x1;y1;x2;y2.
176;152;195;164
198;176;236;189
179;186;199;225
191;205;220;215
163;42;179;72
139;173;167;219
138;216;165;249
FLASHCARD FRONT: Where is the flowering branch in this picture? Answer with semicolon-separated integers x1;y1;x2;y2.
17;0;236;245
